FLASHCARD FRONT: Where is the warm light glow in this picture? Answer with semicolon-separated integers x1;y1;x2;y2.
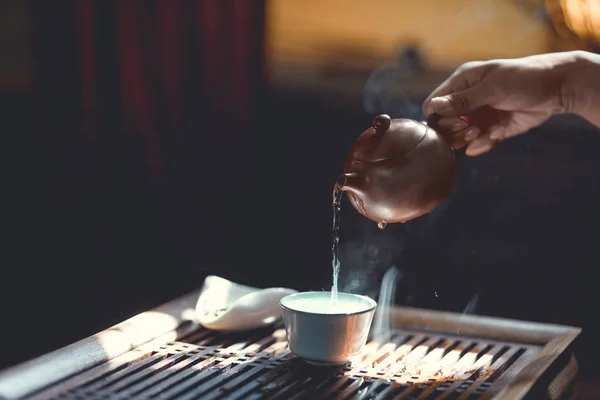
181;308;197;322
97;311;180;354
262;316;277;324
272;328;287;339
344;338;500;384
267;0;550;70
547;0;600;44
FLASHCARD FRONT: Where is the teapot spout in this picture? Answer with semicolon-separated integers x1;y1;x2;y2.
336;173;363;197
336;173;369;218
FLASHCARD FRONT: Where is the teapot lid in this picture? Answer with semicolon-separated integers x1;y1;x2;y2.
349;115;428;163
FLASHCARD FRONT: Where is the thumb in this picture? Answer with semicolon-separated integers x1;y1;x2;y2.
429;84;491;117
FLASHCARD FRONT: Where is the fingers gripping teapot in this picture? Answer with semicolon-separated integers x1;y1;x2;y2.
338;114;456;225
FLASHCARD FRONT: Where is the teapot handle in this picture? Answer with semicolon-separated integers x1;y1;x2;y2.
423;112;458;146
423;113;442;129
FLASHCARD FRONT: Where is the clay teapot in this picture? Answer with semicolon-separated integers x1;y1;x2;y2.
338;114;456;225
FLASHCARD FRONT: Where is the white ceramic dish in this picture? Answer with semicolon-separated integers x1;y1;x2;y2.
195;275;297;331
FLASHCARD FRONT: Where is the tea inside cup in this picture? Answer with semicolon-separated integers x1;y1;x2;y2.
280;291;377;366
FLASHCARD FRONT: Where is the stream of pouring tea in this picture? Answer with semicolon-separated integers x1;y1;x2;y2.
331;182;343;302
331;180;388;302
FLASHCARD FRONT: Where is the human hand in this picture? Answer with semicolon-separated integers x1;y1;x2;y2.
422;51;591;156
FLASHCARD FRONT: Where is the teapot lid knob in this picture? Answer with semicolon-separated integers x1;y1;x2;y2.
372;114;391;136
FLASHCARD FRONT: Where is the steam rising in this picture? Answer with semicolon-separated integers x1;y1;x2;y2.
462;291;479;315
339;219;406;300
372;266;402;341
363;46;424;120
356;31;487;334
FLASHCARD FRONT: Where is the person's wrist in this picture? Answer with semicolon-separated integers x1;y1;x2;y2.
560;51;600;119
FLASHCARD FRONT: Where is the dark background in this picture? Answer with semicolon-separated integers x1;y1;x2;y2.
2;0;600;379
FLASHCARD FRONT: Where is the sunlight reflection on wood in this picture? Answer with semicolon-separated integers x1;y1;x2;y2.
0;289;581;400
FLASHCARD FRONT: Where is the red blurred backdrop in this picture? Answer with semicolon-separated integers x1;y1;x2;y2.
3;0;271;369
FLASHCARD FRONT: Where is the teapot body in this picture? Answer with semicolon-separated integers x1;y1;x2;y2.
341;115;456;224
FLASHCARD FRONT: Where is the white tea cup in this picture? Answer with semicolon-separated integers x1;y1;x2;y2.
280;291;377;366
